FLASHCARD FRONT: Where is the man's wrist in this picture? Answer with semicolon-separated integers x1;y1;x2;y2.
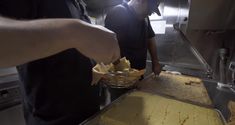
152;59;159;64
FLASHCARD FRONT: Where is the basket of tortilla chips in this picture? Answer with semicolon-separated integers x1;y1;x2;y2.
92;57;145;88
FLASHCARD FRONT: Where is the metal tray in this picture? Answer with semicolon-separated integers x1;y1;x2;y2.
80;90;135;125
80;90;227;125
100;80;138;89
215;109;228;125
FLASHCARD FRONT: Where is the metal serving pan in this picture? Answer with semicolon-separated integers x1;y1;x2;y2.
80;90;227;125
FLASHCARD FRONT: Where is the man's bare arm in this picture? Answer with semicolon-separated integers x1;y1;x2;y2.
0;17;120;67
147;37;161;75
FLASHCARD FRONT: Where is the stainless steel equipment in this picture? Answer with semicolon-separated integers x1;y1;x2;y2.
188;0;235;30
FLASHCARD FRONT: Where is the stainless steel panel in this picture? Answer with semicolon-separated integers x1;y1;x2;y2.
0;105;25;125
0;68;17;77
188;0;235;30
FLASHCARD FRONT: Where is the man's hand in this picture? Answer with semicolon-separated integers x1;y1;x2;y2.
90;25;121;64
152;60;161;75
68;21;121;64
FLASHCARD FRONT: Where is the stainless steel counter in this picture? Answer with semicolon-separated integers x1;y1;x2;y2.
0;105;25;125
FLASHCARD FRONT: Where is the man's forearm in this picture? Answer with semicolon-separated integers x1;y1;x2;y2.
148;37;162;75
0;17;102;67
0;16;120;67
147;37;159;62
0;18;76;67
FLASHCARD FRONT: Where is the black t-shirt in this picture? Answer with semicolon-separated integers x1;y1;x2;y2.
105;2;155;70
0;0;99;125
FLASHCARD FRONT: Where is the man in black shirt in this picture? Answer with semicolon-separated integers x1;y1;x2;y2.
105;0;162;100
0;0;121;125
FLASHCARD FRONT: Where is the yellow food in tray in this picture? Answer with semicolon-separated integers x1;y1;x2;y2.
97;91;224;125
138;71;212;106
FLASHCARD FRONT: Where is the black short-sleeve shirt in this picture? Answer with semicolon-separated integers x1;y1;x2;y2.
0;0;99;125
105;2;155;70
